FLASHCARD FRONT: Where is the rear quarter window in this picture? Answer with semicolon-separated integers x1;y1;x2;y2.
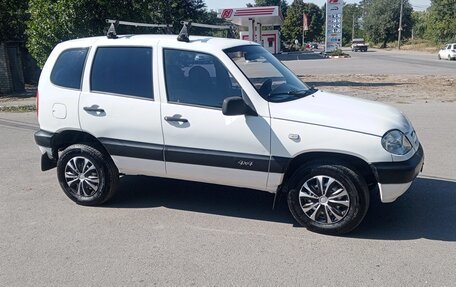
90;47;153;99
50;48;88;89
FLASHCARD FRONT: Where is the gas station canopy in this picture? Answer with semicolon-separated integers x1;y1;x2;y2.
218;6;283;26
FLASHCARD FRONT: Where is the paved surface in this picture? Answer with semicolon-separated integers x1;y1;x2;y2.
1;50;455;286
283;48;456;75
1;103;455;286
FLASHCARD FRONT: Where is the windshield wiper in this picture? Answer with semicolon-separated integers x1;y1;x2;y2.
270;88;318;97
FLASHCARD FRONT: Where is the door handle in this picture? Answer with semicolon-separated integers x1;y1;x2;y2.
83;106;105;113
164;116;188;123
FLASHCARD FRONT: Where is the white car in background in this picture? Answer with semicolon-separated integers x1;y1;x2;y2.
438;43;456;60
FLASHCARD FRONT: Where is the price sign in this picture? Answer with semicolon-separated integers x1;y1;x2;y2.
325;0;343;52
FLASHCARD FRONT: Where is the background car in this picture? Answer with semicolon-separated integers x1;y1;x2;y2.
351;38;368;52
438;43;456;60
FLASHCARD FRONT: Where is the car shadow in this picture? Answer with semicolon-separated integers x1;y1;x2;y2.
351;177;456;241
106;175;293;224
303;81;409;88
350;50;376;53
105;176;456;242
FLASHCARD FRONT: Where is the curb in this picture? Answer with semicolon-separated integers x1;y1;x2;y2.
328;55;351;59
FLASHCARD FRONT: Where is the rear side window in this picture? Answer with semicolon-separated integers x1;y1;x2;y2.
91;47;153;99
51;48;88;89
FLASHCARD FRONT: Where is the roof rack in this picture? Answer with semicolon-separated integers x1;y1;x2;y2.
106;19;173;39
177;21;232;43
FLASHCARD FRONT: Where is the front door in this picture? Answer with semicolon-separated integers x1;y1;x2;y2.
158;47;271;190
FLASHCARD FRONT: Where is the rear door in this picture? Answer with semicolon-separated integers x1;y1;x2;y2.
79;44;165;177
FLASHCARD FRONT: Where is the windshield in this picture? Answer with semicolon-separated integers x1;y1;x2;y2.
224;45;315;103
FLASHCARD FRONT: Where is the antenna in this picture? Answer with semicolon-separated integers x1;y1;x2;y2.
177;21;232;42
105;19;173;38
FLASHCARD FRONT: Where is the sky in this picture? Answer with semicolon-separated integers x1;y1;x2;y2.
205;0;431;11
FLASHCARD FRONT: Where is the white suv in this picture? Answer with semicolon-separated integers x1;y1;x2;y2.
34;34;424;234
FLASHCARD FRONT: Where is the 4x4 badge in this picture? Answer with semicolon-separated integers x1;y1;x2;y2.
238;160;254;167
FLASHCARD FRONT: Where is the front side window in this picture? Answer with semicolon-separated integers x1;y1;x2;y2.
163;49;243;108
225;45;316;103
91;47;153;99
51;48;88;89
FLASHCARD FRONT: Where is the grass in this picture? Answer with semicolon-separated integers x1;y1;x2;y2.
0;105;36;112
372;39;441;53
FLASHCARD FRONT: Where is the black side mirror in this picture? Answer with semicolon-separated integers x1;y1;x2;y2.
222;96;257;116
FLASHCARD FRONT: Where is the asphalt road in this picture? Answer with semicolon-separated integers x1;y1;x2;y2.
283;48;456;75
1;101;455;286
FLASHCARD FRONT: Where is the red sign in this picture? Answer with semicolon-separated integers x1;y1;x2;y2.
303;13;309;31
221;9;233;18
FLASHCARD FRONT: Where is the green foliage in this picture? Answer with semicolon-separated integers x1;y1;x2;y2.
361;0;413;47
0;0;28;42
282;0;323;44
425;0;456;44
193;10;232;37
247;0;288;16
328;48;348;56
26;0;208;67
411;11;428;40
342;4;364;46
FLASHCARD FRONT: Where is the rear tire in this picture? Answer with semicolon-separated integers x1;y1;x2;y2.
57;144;118;206
287;163;369;235
438;54;441;60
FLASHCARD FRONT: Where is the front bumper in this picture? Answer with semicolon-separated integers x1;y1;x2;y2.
371;145;424;203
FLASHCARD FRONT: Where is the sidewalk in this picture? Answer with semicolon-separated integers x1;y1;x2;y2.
0;85;37;112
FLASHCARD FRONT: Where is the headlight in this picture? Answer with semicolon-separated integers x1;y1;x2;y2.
381;130;412;155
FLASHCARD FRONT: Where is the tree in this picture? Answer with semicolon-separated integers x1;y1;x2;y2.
342;4;364;45
0;0;28;42
26;0;207;67
361;0;413;47
282;0;323;44
425;0;456;44
411;10;428;40
193;10;233;37
247;0;288;17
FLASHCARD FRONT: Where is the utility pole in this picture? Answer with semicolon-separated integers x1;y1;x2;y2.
397;0;404;50
352;14;355;40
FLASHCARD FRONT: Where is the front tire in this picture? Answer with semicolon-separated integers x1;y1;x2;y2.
287;163;369;235
57;144;118;206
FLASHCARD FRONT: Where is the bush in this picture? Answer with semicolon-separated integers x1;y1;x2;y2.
328;49;348;56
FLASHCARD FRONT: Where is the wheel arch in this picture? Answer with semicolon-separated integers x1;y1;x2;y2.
50;129;110;159
280;151;377;192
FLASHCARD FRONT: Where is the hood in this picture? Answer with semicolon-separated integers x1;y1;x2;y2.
269;90;411;136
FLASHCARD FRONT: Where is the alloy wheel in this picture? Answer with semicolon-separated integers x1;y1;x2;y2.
298;175;350;224
64;156;100;197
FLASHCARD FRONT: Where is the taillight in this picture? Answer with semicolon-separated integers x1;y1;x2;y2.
36;90;39;117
